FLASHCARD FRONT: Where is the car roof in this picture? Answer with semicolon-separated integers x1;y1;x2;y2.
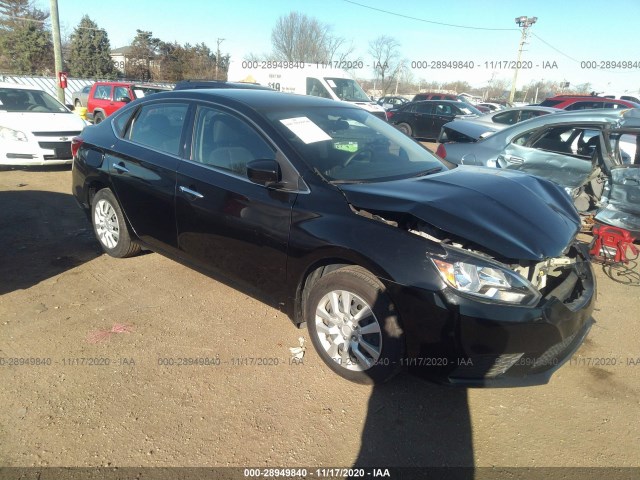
411;99;464;105
482;108;637;140
174;80;272;90
148;88;352;111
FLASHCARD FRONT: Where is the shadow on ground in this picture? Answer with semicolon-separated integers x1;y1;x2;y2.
0;189;102;294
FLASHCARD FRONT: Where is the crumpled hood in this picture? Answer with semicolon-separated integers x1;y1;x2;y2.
338;166;580;261
0;112;86;133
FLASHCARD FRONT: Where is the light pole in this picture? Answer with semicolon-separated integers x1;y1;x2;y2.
50;0;64;103
508;15;537;103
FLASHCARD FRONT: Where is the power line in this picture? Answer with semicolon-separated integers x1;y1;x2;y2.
530;33;579;62
2;14;106;31
343;0;519;31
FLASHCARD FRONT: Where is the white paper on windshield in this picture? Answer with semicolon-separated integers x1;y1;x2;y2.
326;79;337;88
280;117;332;144
133;89;145;98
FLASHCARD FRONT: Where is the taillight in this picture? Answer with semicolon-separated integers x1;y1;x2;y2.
435;143;446;159
386;111;395;120
71;136;83;158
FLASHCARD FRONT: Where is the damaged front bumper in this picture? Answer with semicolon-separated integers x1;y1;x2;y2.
384;242;596;387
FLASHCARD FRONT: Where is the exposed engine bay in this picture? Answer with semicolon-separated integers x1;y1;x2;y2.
351;205;586;300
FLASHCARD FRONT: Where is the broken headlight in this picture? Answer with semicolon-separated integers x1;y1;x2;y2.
432;249;541;307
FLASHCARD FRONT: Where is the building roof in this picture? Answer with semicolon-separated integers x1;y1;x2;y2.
111;46;132;55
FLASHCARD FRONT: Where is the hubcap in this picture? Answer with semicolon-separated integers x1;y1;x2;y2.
94;199;120;249
314;290;382;371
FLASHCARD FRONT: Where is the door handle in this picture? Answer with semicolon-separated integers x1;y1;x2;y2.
179;185;204;199
113;162;129;173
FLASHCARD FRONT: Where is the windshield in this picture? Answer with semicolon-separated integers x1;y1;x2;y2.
0;87;69;113
324;77;371;102
267;106;445;183
132;86;168;99
459;103;483;115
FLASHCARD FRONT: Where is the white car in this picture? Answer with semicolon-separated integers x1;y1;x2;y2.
0;82;87;166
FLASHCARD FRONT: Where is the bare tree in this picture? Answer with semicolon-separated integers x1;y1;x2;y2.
269;11;352;64
368;35;402;95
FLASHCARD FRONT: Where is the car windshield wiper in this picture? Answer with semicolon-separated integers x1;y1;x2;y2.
411;166;443;177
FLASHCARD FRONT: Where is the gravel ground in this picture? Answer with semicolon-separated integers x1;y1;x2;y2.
0;166;638;479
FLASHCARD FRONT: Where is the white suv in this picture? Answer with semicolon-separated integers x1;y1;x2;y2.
0;82;87;166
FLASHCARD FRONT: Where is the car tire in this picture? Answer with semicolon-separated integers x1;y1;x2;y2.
93;112;105;124
74;99;82;108
91;189;141;258
397;122;413;137
306;266;404;384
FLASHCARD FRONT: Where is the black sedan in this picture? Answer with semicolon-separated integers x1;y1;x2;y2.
71;89;595;386
387;100;483;140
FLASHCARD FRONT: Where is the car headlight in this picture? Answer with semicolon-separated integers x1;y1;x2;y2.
432;251;541;306
0;126;28;142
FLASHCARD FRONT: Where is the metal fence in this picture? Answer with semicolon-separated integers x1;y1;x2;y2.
0;75;95;105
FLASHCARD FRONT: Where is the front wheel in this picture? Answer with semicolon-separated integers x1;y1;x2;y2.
91;189;141;258
93;112;105;124
306;266;404;384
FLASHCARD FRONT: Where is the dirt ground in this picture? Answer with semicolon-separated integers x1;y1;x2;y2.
1;165;639;477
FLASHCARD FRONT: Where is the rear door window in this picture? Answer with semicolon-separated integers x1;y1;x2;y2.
415;103;433;114
125;102;189;155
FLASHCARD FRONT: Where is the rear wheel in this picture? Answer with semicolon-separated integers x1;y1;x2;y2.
74;99;82;108
396;122;413;137
93;112;105;124
91;189;140;258
306;266;404;384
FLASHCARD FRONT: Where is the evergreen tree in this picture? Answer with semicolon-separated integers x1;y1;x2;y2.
0;0;53;74
68;15;115;78
127;29;160;81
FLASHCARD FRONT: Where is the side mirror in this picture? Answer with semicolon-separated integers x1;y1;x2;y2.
246;159;281;187
117;96;132;103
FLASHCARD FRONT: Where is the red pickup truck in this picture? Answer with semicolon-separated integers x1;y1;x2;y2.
85;81;170;123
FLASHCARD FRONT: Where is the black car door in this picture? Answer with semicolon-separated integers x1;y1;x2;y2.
432;102;458;138
175;104;297;298
409;103;434;138
108;101;190;251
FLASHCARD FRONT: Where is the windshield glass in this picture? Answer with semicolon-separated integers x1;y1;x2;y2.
131;86;168;99
459;103;483;115
267;106;444;183
0;87;69;113
324;77;371;102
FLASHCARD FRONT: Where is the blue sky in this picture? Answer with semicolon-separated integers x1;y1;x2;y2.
38;0;640;95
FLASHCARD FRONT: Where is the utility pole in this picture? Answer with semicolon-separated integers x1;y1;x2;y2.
215;38;225;80
50;0;64;103
508;16;537;103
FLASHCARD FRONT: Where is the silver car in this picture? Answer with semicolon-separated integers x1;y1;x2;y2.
436;109;640;234
470;106;562;126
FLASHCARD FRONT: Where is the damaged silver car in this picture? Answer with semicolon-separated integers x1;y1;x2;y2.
436;109;640;235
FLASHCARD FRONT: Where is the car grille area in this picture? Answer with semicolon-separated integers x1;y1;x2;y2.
38;141;73;160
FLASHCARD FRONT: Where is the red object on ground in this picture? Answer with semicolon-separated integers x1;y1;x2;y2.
590;225;638;264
